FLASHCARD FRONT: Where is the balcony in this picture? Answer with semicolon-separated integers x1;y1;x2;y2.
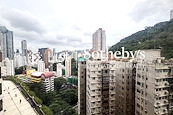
155;81;169;88
155;90;169;97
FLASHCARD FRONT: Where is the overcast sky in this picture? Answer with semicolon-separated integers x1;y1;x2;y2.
0;0;173;52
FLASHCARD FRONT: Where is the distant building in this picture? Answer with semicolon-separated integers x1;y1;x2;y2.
38;48;48;61
14;53;27;68
92;28;106;51
44;49;52;69
56;63;63;77
1;58;14;76
170;10;173;20
65;56;71;76
37;60;45;72
21;40;27;57
0;26;14;60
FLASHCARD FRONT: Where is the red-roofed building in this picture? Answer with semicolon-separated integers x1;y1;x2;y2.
31;71;55;92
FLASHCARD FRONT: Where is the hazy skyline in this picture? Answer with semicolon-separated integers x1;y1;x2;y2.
0;0;173;52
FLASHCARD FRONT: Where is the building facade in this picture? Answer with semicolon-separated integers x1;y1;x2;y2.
0;51;3;114
92;28;106;51
65;56;71;76
37;60;45;72
21;40;27;57
135;58;173;115
0;26;14;60
78;59;86;115
170;10;173;20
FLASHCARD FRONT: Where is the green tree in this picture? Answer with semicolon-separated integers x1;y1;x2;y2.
15;66;26;74
42;105;53;115
60;89;78;105
34;96;42;105
54;77;67;92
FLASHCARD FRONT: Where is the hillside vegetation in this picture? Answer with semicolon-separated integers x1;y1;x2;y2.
109;19;173;59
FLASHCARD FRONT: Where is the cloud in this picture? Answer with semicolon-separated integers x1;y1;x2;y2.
129;0;173;23
1;7;46;33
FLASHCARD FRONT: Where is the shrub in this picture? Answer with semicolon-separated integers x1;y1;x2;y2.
42;105;53;115
29;91;35;97
34;96;42;105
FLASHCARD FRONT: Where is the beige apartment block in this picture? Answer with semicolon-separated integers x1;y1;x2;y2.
135;58;173;115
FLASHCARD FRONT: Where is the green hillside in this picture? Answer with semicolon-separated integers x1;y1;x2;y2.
109;19;173;59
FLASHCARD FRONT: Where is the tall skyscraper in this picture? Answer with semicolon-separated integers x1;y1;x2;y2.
170;10;173;20
92;28;106;51
0;26;14;60
21;40;27;56
38;48;48;61
65;56;71;76
44;49;53;69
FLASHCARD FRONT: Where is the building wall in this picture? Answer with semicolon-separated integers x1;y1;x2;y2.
170;10;173;20
21;40;27;57
78;60;86;115
0;51;3;114
115;61;135;115
42;76;55;92
65;56;71;76
135;60;172;115
37;60;45;72
92;28;106;51
0;26;14;60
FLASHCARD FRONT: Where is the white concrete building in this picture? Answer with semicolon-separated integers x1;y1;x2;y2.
56;63;63;77
41;72;55;92
37;60;45;72
92;28;106;51
14;53;27;68
65;56;71;76
1;58;14;76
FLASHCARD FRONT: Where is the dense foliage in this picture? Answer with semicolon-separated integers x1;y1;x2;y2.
109;19;173;59
54;77;67;92
26;77;77;115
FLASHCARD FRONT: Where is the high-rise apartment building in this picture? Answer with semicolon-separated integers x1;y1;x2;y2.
21;40;27;56
56;63;63;77
65;56;71;76
78;58;118;115
135;49;173;115
115;61;136;115
0;51;3;114
44;49;53;69
0;26;14;60
170;10;173;20
38;48;48;61
92;28;106;51
37;60;45;72
78;59;86;115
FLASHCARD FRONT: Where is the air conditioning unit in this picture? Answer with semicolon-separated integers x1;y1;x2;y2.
165;82;169;86
157;102;160;105
163;109;167;112
164;91;168;95
164;100;168;103
155;111;160;115
155;93;160;97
